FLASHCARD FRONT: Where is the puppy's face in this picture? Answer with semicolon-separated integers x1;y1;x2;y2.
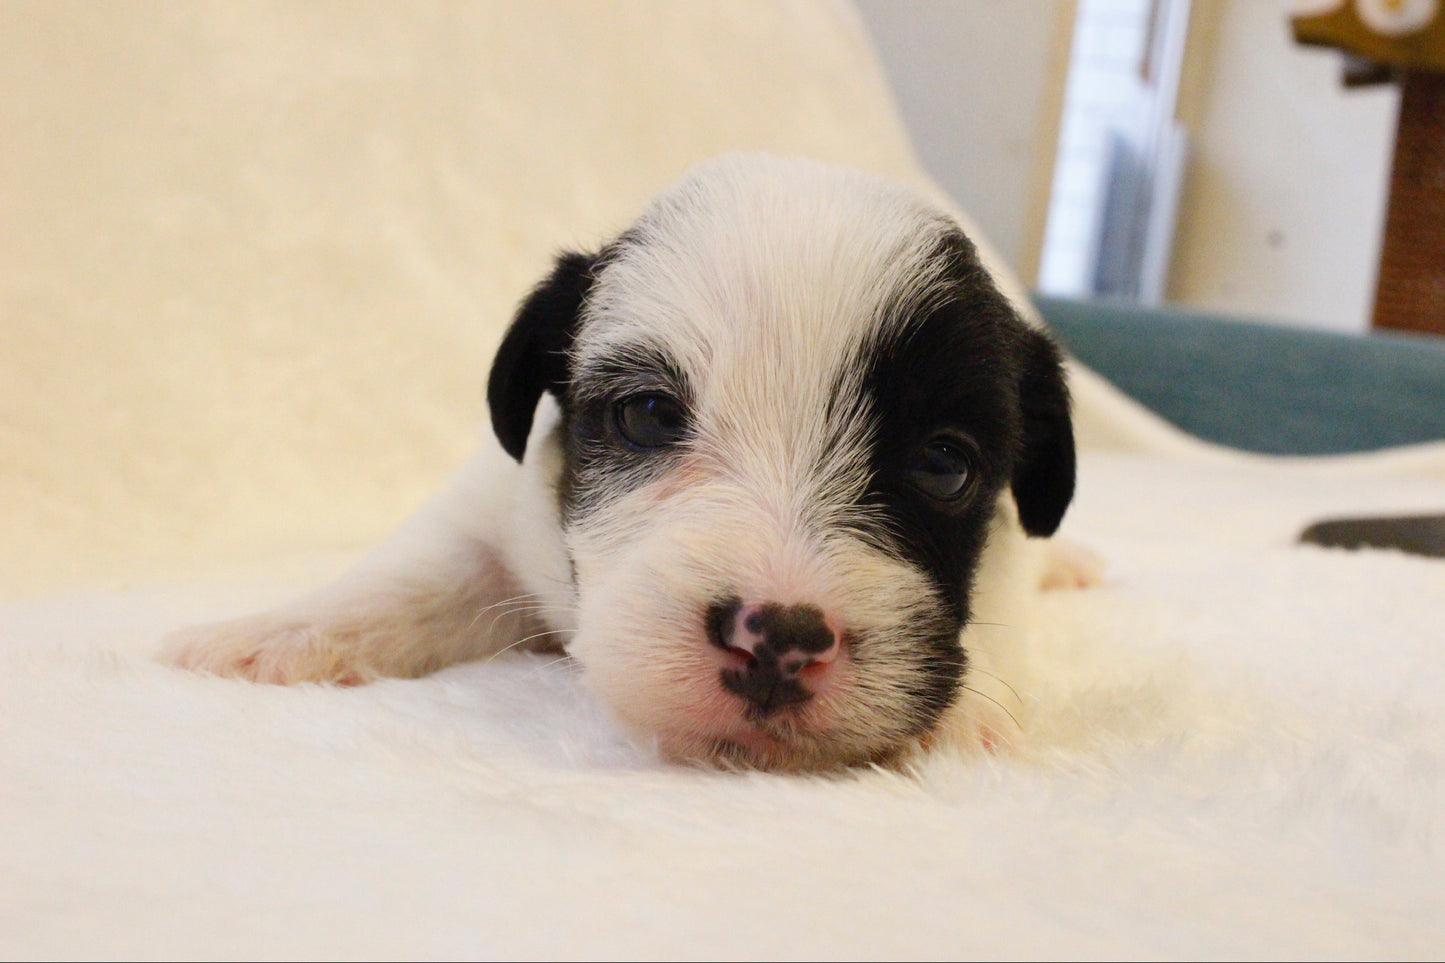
489;157;1073;770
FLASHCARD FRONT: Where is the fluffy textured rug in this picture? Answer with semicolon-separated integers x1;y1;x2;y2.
4;446;1443;960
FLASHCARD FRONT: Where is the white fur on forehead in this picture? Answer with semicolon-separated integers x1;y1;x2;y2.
575;154;960;376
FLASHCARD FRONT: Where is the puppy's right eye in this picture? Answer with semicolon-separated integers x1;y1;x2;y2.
614;393;687;450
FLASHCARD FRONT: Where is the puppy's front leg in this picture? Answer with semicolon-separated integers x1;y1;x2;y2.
160;448;568;685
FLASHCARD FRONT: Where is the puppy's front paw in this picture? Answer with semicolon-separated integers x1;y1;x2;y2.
1039;537;1106;591
159;616;380;686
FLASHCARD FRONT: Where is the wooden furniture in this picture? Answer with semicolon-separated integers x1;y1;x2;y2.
1294;1;1445;336
1373;68;1445;336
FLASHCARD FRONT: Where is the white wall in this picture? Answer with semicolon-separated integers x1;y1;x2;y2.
852;0;1075;283
857;0;1401;334
1168;0;1399;333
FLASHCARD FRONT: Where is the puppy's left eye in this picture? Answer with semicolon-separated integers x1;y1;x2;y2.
614;393;688;450
906;436;974;501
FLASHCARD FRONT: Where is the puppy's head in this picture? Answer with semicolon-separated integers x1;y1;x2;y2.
489;155;1073;770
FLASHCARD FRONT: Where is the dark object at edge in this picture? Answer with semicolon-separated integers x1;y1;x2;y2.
1299;514;1445;558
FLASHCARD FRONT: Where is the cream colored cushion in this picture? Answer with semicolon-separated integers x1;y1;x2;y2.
1;0;944;595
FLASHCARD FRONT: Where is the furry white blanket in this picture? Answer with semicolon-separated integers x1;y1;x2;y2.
5;446;1444;959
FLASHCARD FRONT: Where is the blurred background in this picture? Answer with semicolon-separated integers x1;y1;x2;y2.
854;0;1420;336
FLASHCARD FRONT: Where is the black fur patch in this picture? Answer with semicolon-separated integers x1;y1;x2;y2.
854;231;1073;709
487;251;599;462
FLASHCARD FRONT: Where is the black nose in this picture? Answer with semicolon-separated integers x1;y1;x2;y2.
706;598;839;715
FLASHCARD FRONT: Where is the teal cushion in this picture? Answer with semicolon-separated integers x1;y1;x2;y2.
1033;294;1445;455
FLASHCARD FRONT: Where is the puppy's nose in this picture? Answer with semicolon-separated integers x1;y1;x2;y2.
707;599;840;714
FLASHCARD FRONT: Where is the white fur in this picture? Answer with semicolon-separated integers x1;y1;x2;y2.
162;155;1087;770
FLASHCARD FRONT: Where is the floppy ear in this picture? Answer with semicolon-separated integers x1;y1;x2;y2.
486;251;599;462
1011;328;1076;537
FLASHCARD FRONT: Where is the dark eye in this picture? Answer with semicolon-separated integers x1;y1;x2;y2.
614;393;688;450
906;436;973;501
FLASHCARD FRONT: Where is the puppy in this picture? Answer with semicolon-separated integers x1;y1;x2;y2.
162;154;1078;771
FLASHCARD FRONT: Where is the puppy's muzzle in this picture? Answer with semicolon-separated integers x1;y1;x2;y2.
706;599;841;715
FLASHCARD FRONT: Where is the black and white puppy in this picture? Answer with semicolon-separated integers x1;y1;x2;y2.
163;154;1079;771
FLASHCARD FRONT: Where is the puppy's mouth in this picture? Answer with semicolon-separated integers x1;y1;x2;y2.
693;714;911;773
642;642;865;772
694;722;845;772
668;633;921;772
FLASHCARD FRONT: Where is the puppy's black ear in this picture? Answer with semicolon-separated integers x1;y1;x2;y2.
487;251;599;462
1012;328;1076;537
